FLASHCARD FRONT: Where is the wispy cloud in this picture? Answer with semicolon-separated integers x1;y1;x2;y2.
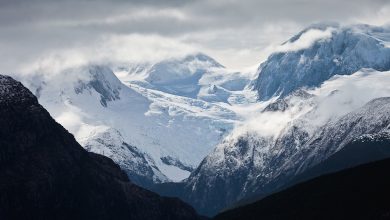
230;69;390;138
19;34;197;74
275;27;335;52
0;0;389;72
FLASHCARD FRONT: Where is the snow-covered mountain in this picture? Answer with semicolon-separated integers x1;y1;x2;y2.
153;24;390;216
15;53;254;188
10;23;390;218
255;24;390;100
115;53;254;104
155;70;390;216
81;127;167;187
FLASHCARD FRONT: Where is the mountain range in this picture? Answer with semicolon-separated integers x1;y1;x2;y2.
6;23;390;218
151;24;390;216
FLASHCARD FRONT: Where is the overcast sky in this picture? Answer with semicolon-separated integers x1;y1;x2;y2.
1;0;389;73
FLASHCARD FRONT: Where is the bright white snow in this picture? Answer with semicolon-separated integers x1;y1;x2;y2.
15;54;255;183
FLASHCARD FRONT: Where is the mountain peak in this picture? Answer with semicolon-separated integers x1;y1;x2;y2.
143;52;225;97
287;22;339;43
255;24;390;100
73;65;122;107
182;52;225;68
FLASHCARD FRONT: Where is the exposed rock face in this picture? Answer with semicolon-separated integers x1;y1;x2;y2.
161;156;195;172
74;65;122;107
255;24;390;100
82;127;167;189
0;75;200;220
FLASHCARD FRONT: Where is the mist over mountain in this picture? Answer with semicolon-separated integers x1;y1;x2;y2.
13;53;254;189
150;24;390;216
1;2;390;217
255;24;390;100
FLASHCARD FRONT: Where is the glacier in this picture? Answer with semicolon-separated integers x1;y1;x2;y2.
14;53;255;186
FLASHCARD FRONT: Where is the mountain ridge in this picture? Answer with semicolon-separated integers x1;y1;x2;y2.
214;136;390;220
0;74;201;220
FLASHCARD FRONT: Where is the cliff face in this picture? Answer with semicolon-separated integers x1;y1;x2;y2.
0;75;200;220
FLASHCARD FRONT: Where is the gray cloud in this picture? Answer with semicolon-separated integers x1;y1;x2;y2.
0;0;389;72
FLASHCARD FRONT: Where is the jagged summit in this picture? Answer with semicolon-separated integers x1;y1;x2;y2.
255;24;390;100
73;65;123;107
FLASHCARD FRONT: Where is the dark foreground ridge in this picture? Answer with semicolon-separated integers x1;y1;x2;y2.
214;137;390;220
0;75;200;220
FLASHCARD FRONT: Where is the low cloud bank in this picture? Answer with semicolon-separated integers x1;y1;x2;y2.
230;69;390;139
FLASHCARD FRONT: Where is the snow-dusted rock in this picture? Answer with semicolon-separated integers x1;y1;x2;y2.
165;96;390;216
255;24;390;100
154;65;390;216
81;127;168;187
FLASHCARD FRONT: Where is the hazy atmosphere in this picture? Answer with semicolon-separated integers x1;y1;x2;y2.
1;1;390;219
1;0;389;72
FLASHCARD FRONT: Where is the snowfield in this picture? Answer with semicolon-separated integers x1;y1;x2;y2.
14;54;256;184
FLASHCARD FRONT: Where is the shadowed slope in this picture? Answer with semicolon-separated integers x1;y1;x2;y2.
0;75;200;220
214;137;390;220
